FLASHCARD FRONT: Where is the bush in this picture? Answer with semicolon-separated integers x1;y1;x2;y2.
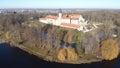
75;44;85;55
101;38;119;60
57;48;66;62
66;46;78;61
73;31;83;43
57;46;78;62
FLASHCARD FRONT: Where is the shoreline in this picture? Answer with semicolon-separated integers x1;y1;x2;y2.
0;38;102;64
10;43;102;64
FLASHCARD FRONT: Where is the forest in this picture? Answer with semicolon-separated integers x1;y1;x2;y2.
0;10;120;64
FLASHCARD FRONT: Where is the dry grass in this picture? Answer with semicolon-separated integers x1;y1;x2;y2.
5;31;9;40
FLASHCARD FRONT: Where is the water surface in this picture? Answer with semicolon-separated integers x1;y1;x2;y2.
0;43;120;68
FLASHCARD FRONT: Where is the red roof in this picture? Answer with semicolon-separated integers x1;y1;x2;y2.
40;14;82;20
46;15;58;20
62;14;81;20
61;22;80;29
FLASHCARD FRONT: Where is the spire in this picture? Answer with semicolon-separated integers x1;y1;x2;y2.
59;8;62;13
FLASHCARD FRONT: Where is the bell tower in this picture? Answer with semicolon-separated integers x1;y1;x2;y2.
57;9;62;25
59;9;62;20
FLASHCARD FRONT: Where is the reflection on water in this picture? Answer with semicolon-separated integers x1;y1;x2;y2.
0;43;120;68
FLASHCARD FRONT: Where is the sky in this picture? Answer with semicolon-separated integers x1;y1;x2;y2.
0;0;120;9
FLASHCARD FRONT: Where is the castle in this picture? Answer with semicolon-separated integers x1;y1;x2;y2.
39;11;89;31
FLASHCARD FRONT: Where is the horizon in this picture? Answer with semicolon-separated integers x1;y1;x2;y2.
0;7;120;9
1;0;120;9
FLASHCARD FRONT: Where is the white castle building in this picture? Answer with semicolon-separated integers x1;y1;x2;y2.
39;12;89;31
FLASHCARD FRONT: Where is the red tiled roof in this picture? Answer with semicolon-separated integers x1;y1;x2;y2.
62;14;81;20
46;15;58;20
40;14;82;20
61;22;80;29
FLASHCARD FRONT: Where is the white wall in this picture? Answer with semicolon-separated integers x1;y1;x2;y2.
61;19;70;23
39;20;48;24
71;20;79;24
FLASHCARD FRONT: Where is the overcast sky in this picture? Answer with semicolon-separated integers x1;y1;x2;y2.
0;0;120;9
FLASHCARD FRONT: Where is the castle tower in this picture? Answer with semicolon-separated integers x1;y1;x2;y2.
59;9;62;20
57;9;62;25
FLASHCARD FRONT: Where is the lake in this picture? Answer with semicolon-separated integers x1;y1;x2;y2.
0;43;120;68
